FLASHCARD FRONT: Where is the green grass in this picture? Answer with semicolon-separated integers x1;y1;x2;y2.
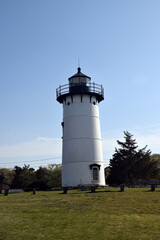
0;188;160;240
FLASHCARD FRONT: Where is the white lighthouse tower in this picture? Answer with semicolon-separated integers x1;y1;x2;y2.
56;67;105;192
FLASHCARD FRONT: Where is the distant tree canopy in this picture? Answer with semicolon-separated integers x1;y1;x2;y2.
150;154;160;167
35;164;61;190
107;131;160;186
0;164;62;191
0;168;14;193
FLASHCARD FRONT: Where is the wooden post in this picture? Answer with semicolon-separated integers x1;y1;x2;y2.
63;188;68;194
151;184;155;192
120;185;125;192
4;189;9;196
33;189;36;195
91;187;96;193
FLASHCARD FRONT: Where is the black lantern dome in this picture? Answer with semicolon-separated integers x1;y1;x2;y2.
69;67;91;82
56;68;104;103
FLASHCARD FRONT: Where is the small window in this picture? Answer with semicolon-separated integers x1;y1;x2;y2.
67;102;70;106
61;122;64;139
93;101;96;105
93;167;99;180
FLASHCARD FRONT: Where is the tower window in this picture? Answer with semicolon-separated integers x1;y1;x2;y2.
89;164;101;181
93;167;99;180
67;102;70;106
93;101;96;105
61;122;64;139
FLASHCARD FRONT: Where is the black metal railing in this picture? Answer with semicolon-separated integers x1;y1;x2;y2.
56;82;104;101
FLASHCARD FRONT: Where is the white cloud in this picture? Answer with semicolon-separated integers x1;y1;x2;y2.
36;137;55;142
0;126;160;162
0;138;62;158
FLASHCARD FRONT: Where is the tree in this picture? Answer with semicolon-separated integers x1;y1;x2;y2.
104;166;111;184
107;131;159;186
11;165;36;189
48;164;62;187
35;167;52;190
0;168;14;192
150;154;160;167
35;164;62;190
150;154;160;181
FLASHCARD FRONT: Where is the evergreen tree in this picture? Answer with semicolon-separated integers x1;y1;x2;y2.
107;131;159;186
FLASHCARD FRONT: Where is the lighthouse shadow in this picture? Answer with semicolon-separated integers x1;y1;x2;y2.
85;191;112;194
85;189;118;194
58;188;120;194
59;192;82;195
58;191;114;195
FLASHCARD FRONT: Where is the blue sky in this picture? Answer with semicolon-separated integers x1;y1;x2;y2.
1;0;160;169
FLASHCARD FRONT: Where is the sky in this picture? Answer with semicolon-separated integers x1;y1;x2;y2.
1;0;160;169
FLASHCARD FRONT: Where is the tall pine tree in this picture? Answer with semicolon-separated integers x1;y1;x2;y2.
107;131;158;186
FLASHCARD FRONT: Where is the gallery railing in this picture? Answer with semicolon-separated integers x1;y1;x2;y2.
56;82;104;101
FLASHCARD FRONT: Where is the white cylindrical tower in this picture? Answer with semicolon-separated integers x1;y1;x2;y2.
56;67;105;189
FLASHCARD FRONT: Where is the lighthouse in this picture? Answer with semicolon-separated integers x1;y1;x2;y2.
56;67;105;191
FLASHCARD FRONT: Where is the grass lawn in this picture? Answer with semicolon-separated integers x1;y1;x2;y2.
0;188;160;240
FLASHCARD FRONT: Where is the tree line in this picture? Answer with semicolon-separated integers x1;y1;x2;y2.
0;164;61;192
